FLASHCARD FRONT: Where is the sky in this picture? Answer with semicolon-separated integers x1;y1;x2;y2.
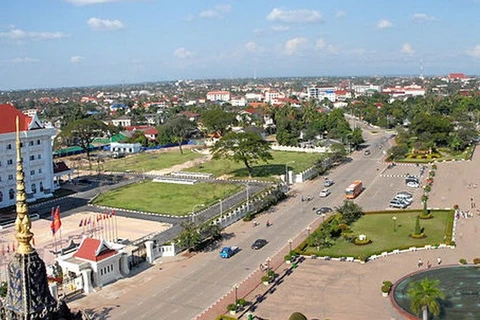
1;0;480;90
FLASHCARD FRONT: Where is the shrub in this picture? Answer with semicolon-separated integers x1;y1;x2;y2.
284;254;292;262
432;164;437;170
338;223;348;231
414;216;422;235
381;280;393;293
261;275;270;283
474;258;480;265
289;312;308;320
354;237;372;246
409;233;426;239
236;298;246;307
358;254;367;262
460;258;467;265
227;303;237;312
243;213;253;222
419;213;433;219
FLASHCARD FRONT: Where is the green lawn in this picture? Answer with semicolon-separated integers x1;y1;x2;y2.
305;210;454;258
87;149;204;172
182;151;324;180
398;146;474;163
92;180;243;216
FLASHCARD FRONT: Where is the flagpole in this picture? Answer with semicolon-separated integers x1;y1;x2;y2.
114;212;118;242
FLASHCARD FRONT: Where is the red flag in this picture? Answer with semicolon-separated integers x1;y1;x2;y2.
79;219;83;227
97;214;102;222
50;207;55;235
11;242;15;253
111;210;115;217
52;206;62;234
6;243;10;254
103;213;107;220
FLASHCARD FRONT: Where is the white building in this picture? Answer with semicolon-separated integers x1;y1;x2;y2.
264;89;285;103
245;93;264;101
111;115;132;127
307;87;337;102
55;237;130;294
230;97;247;107
352;84;382;96
0;104;56;209
206;91;231;102
110;142;142;154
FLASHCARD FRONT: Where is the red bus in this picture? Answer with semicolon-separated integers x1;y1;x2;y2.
345;180;363;199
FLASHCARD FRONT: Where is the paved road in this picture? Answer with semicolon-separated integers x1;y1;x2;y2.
69;126;397;320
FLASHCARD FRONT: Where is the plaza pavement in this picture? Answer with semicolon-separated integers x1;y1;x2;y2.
241;148;480;320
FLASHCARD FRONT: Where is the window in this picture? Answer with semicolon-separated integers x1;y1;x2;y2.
38;168;42;174
37;139;41;145
29;141;34;146
37;154;41;160
9;189;14;200
7;144;12;150
0;160;2;166
0;191;2;202
8;174;13;181
39;182;44;192
7;159;13;165
31;183;36;194
30;170;35;176
29;155;35;161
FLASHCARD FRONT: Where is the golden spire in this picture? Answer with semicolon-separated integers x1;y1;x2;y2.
14;116;34;254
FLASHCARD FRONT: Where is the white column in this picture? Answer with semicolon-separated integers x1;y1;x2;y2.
145;240;155;263
81;268;94;294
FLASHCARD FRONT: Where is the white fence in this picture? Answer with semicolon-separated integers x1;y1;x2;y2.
271;144;330;153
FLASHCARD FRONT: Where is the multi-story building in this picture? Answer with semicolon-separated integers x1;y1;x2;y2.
0;104;56;209
206;91;231;102
307;86;337;102
264;89;285;103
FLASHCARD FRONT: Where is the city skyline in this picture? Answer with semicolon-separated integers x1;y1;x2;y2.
1;0;480;90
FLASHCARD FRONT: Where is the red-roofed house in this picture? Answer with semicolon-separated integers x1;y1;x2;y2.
448;73;466;80
0;104;56;209
56;237;129;294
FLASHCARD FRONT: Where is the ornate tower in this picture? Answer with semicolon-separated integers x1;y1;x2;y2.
2;117;76;320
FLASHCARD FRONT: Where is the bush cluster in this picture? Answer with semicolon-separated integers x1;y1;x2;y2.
353;237;372;246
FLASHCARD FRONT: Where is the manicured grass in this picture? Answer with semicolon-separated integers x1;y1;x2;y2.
182;151;324;180
92;180;243;216
305;210;454;258
398;146;474;163
87;149;205;172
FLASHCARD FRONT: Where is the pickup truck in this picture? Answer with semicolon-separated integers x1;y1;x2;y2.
219;246;239;258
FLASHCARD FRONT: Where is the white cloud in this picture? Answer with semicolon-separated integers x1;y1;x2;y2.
4;57;39;64
245;41;257;53
335;10;346;18
87;18;125;31
174;47;195;59
199;4;231;19
271;25;290;32
284;37;309;55
66;0;121;5
314;39;338;54
467;45;480;58
0;28;69;41
184;14;195;22
70;56;84;63
401;43;415;55
412;13;436;23
377;19;393;29
267;8;322;24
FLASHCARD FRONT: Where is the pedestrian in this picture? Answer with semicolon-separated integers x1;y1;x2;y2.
417;258;423;268
437;257;442;265
427;261;431;269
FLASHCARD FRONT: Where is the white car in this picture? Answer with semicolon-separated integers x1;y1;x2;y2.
324;178;334;187
389;199;407;209
406;181;420;188
319;188;331;197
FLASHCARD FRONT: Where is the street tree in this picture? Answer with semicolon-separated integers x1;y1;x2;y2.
200;107;236;135
176;221;201;251
211;131;273;178
60;118;107;162
329;143;347;162
407;278;445;320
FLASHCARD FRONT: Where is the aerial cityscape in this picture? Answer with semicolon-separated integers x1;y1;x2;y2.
1;1;480;320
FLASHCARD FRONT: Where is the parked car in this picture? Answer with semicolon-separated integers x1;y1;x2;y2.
251;239;268;250
364;149;371;156
405;176;419;183
324;178;334;187
406;181;420;188
319;188;331;197
389;199;407;209
395;193;413;204
316;207;333;215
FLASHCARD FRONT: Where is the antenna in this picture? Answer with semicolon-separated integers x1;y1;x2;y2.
420;59;424;80
254;67;257;80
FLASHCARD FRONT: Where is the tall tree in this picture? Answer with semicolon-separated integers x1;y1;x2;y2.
200;107;235;135
160;116;196;154
60;118;107;161
407;278;445;320
211;131;273;178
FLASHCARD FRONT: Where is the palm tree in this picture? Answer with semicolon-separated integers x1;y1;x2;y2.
407;278;445;320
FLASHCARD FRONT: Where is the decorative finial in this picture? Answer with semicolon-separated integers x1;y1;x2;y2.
14;116;34;254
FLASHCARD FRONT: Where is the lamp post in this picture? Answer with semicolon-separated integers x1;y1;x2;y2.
288;239;293;252
265;257;271;272
233;283;239;304
219;199;223;219
191;204;205;223
307;226;311;237
243;182;250;213
392;216;397;232
285;161;295;185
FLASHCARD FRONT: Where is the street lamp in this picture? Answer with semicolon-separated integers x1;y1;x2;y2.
219;199;223;219
285;161;295;185
191;204;205;223
288;239;293;252
265;257;271;272
307;226;311;237
233;283;239;304
392;216;397;232
243;182;250;213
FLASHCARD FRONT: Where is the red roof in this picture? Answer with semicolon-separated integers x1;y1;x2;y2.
144;127;158;135
73;238;117;262
448;73;466;79
0;104;31;134
335;90;347;95
53;161;71;174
